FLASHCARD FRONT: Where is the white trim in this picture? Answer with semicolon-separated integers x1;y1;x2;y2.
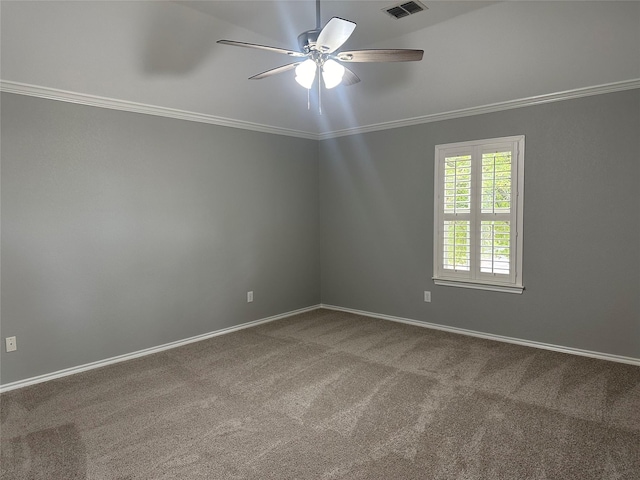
0;305;321;393
2;79;638;141
3;303;638;391
433;136;525;291
0;80;318;140
318;79;640;140
320;304;640;367
433;279;524;294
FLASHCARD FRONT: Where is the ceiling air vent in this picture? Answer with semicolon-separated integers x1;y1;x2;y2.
384;1;427;19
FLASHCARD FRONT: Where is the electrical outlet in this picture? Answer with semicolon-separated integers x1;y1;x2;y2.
247;291;253;303
5;336;17;352
424;291;431;303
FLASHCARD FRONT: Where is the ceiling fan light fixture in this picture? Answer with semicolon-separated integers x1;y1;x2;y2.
321;59;345;89
295;59;317;89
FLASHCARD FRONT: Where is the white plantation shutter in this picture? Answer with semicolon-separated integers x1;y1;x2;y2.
434;136;524;293
443;154;472;272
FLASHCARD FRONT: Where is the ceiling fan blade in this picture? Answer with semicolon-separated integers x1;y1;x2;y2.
337;49;424;63
217;40;306;58
342;66;360;86
249;63;300;80
316;17;356;54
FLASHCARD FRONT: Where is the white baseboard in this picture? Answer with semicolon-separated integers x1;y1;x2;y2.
0;305;321;393
321;304;640;367
3;303;637;393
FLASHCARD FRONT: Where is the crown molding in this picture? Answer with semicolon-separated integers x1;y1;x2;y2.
2;78;638;141
0;80;318;140
317;78;640;140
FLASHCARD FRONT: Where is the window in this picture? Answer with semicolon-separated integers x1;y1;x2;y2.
433;135;524;293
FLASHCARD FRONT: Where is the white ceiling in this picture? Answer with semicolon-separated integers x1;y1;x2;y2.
181;1;497;48
1;1;639;137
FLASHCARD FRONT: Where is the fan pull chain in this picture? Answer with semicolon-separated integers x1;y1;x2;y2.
318;73;322;115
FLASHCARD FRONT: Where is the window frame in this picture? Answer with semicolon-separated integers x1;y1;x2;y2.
433;135;525;294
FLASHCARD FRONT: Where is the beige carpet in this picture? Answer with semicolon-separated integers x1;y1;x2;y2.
1;308;639;479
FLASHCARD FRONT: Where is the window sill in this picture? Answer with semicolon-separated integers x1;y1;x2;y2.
433;278;524;294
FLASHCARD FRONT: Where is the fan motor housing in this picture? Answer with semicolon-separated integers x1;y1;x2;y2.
298;29;321;53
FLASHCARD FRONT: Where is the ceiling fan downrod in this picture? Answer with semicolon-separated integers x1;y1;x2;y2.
316;0;321;30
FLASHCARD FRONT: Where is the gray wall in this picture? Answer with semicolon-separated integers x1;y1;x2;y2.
2;88;638;386
320;89;640;359
1;93;320;385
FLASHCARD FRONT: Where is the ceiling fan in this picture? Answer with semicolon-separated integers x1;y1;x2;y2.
217;0;424;111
